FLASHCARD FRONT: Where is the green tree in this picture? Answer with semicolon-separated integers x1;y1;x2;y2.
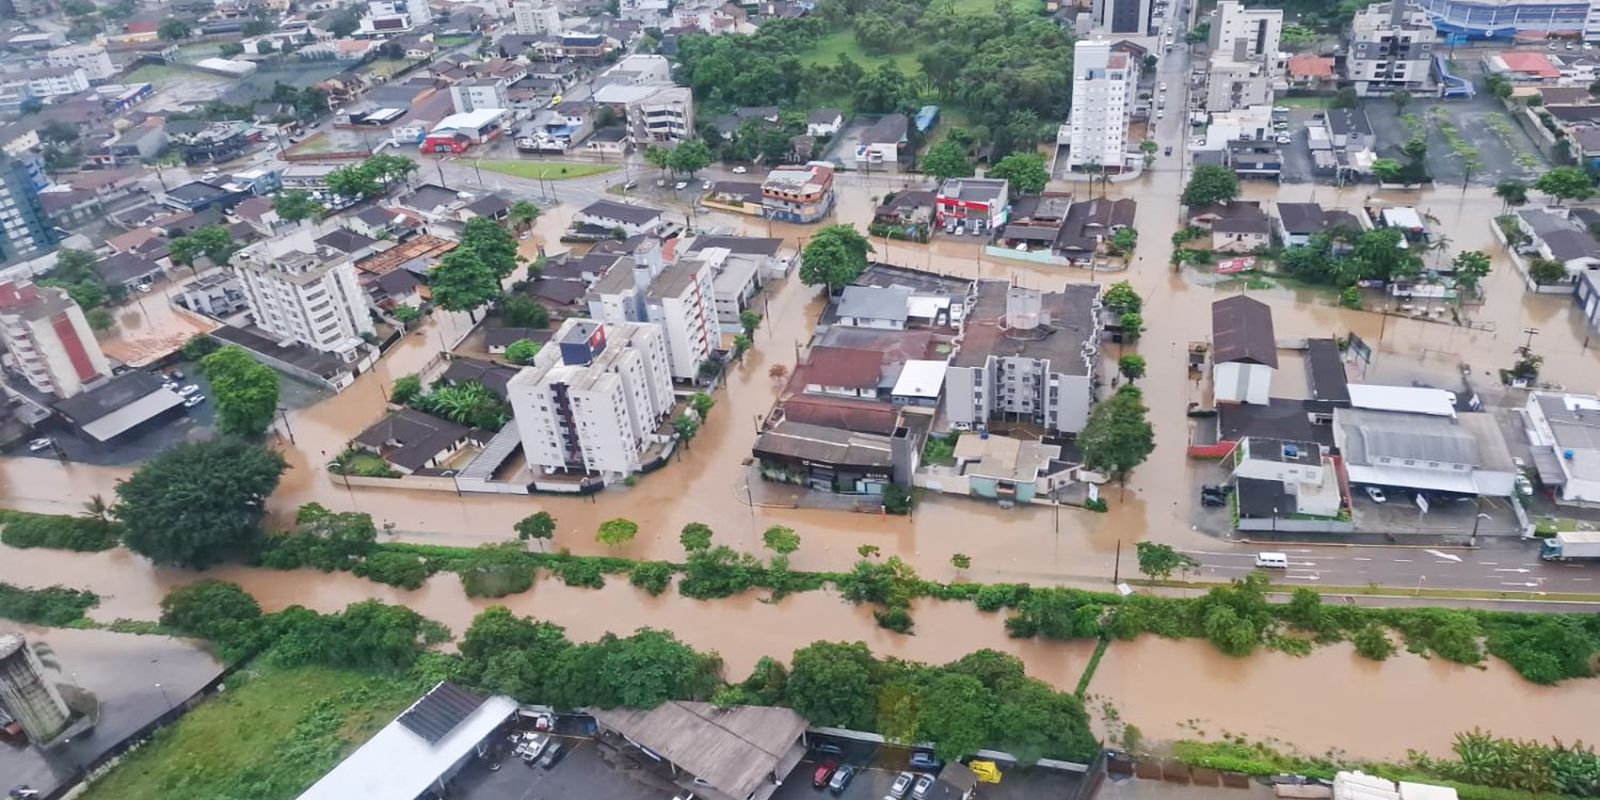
1495;179;1529;211
761;525;800;555
515;511;556;550
391;374;423;405
1331;87;1360;108
691;391;715;417
1102;281;1142;313
1370;158;1404;184
1352;228;1422;281
1135;541;1199;582
430;249;500;320
505;338;542;365
673;413;701;443
1182;164;1241;207
951;553;971;570
988;153;1049;195
1535;166;1595;204
169;225;237;269
921;139;974;181
200;346;280;437
159;580;262;657
509;200;540;231
597;518;639;548
739;309;761;338
680;522;713;552
273;189;322;222
499;295;550;328
645;145;673;174
86;307;115;331
1080;386;1155;482
1117;354;1146;383
326;163;382;199
785;641;876;729
157;18;191;39
1119;311;1144;342
1140;138;1158;168
1530;257;1569;285
917;672;993;760
413;381;509;429
219;42;245;57
669;140;712;176
459;216;520;280
115;439;288;568
1109;228;1138;256
799;224;873;292
1452;250;1492;297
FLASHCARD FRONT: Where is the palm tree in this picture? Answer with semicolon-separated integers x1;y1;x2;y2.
83;494;111;522
1495;179;1528;212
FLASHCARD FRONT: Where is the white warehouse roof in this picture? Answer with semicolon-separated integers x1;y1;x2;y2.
1347;384;1456;418
891;359;948;399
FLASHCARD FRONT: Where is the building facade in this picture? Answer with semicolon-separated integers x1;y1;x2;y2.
1064;40;1136;172
0;154;56;266
761;163;835;223
449;79;510;114
1347;1;1439;97
586;251;718;382
0;281;110;398
1210;0;1283;65
1094;0;1152;34
508;319;676;477
45;44;116;82
512;0;562;34
228;228;376;363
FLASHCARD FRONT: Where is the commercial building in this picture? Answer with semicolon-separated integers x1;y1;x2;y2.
0;154;55;266
52;370;187;444
1064;40;1136;172
753;419;903;494
448;79;510;114
1094;0;1152;34
943;280;1104;435
1211;295;1276;405
45;44;115;82
586;250;717;382
1523;391;1600;505
0;281;109;399
1334;406;1516;496
1347;1;1439;97
228;227;376;364
1420;0;1587;41
0;66;89;98
934;177;1010;233
507;319;675;478
512;0;562;34
760;162;835;223
1231;436;1343;518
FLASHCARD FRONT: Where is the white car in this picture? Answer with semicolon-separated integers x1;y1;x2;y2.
178;384;201;397
1276;134;1292;144
701;180;712;189
674;181;688;190
1365;486;1387;503
731;165;748;174
27;438;52;452
1160;82;1168;92
183;394;206;408
135;283;152;293
888;771;915;799
912;774;936;800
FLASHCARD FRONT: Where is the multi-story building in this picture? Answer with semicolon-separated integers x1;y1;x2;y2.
1094;0;1151;35
508;319;676;478
0;281;110;398
228;227;376;364
934;177;1010;233
1203;58;1274;111
761;162;835;223
1410;0;1589;41
45;44;115;82
449;79;510;114
1063;40;1137;172
619;0;671;26
0;154;54;267
1346;1;1439;97
1210;1;1283;67
0;66;89;99
586;248;718;382
633;86;694;144
512;0;561;34
943;280;1104;435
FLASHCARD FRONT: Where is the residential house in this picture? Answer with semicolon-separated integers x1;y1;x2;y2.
574;199;666;238
1054;197;1137;262
1190;201;1271;252
176;272;249;317
1212;295;1276;405
1230;436;1343;518
1286;54;1336;90
353;409;483;475
1517;208;1600;282
807;109;843;137
834;285;912;330
760;162;835;223
1276;201;1365;247
94;252;165;293
854;114;908;166
934;177;1009;234
949;433;1073;504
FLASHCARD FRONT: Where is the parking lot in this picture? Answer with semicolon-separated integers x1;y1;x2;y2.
1362;90;1544;186
776;736;1083;800
454;734;677;800
1349;488;1521;539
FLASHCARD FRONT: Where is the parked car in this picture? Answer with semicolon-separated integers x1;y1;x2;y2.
1364;486;1387;503
732;165;748;174
814;760;839;788
812;743;845;759
170;369;185;380
1200;492;1227;508
888;771;915;799
911;774;936;800
538;741;567;769
909;751;943;771
27;438;52;453
1202;484;1232;496
1165;146;1173;156
178;385;201;397
183;394;206;408
829;765;857;795
701;180;712;190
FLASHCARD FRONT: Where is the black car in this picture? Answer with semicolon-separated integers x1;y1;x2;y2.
539;741;568;769
1200;492;1227;507
828;765;857;795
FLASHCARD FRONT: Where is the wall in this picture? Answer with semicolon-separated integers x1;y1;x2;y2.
985;245;1071;267
1053;373;1093;434
1237;517;1354;533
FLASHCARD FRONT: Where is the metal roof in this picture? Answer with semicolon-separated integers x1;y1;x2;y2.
1211;295;1277;367
591;702;808;800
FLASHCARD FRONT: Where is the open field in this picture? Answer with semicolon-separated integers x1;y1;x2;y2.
796;0;1043;78
476;160;619;180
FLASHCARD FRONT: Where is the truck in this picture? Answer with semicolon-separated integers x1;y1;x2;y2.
1540;531;1600;561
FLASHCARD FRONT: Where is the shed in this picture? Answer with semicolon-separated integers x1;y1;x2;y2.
591;702;808;800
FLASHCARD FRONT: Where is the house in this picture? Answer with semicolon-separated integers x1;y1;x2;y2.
924;763;981;800
583;126;630;156
440;356;519;399
760;162;835;223
1227;140;1282;179
1486;51;1561;82
94;252;165;293
754;420;905;494
797;346;883;399
807;108;843;137
1523;392;1600;505
232;196;289;236
1275;202;1365;247
1517;208;1600;281
1286;54;1336;90
934;177;1009;234
1190;201;1271;253
1054;197;1137;263
51;371;186;446
1326;107;1375;153
1231;436;1344;518
162;181;241;213
573;199;665;238
590;702;809;800
949;433;1073;504
483;326;552;354
834;285;912;330
352;408;484;475
1212;295;1276;405
346;205;407;239
176;272;248;317
854;114;908;166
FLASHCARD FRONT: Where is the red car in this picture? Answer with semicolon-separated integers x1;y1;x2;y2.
812;760;839;789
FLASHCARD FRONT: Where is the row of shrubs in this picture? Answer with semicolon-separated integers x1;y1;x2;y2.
0;509;120;552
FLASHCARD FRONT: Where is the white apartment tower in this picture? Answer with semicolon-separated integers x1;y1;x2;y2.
228;228;375;362
0;281;110;398
46;44;116;82
1209;1;1283;68
586;244;718;382
508;319;676;477
1064;40;1136;172
512;0;561;34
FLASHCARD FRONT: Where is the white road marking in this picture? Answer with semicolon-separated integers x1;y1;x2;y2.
1493;568;1531;573
1352;557;1373;562
1501;581;1540;588
1392;558;1413;563
1286;573;1321;581
1425;550;1462;563
1572;577;1592;582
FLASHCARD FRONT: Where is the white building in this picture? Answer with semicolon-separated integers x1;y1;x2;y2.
1523;392;1600;505
586;246;718;382
618;0;670;26
0;67;89;98
0;281;110;398
228;227;376;363
1231;437;1343;517
45;44;115;82
1064;40;1136;172
512;0;561;34
449;79;510;114
508;319;676;478
1210;1;1283;68
576;199;666;238
944;281;1103;436
1211;295;1276;405
1334;407;1516;497
1347;1;1438;97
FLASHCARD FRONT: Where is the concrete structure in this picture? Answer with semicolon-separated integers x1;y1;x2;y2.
512;0;562;34
508;319;675;478
853;114;908;166
760;162;835;223
1419;0;1588;41
1347;1;1439;97
1334;407;1517;496
45;44;115;82
0;66;89;99
935;177;1010;233
0;633;71;744
228;227;376;364
1523;392;1600;505
1064;40;1136;171
0;281;109;399
619;0;670;25
1211;295;1276;405
1231;436;1343;517
177;272;249;317
591;702;808;800
449;79;510;114
1094;0;1152;34
944;280;1103;435
950;433;1072;503
0;154;55;266
1210;1;1283;66
586;249;717;382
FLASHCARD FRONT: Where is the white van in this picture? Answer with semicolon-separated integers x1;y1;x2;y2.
1253;552;1289;569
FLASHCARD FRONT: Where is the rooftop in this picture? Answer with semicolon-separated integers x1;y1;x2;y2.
954;432;1064;483
777;394;900;435
685;235;785;257
580;199;663;227
799;346;883;389
1212;295;1278;368
353;408;474;471
590;702;808;800
1305;338;1350;404
937;177;1008;204
835;285;912;323
951;281;1101;375
52;371;184;442
753;420;895;468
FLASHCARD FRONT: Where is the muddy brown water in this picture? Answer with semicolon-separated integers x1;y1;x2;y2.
5;174;1599;759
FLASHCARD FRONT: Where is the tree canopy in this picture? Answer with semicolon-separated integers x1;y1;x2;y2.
988;153;1049;195
114;439;288;568
1135;541;1199;582
1182;165;1241;207
799;225;873;292
920;139;974;182
273;189;322;222
1535;166;1594;204
429;249;501;318
1080;386;1155;481
201;345;281;437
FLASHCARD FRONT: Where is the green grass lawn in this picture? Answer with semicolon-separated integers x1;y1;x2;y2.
79;663;421;800
1274;96;1331;109
476;160;618;180
360;58;413;78
123;64;225;88
799;29;923;75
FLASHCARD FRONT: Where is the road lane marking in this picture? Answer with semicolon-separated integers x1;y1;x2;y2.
1392;558;1413;563
1493;568;1531;573
1479;561;1497;565
1425;550;1462;562
1352;557;1373;561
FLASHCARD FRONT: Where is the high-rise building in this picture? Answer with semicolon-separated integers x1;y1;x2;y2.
1346;1;1439;97
46;44;116;82
0;633;71;744
1094;0;1151;34
0;281;110;399
508;319;676;478
586;246;718;382
1064;40;1137;172
512;0;561;34
1209;1;1283;67
228;227;375;363
0;154;56;266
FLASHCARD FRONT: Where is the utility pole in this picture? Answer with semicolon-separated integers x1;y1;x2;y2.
1112;538;1122;584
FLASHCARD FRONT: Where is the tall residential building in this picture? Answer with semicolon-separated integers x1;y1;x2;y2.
0;154;57;265
1064;40;1136;172
618;0;670;25
586;244;718;382
943;281;1104;435
449;79;510;113
228;227;375;363
508;319;676;478
1347;1;1438;97
1209;1;1283;67
1094;0;1151;35
0;281;110;398
512;0;562;34
45;44;116;82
